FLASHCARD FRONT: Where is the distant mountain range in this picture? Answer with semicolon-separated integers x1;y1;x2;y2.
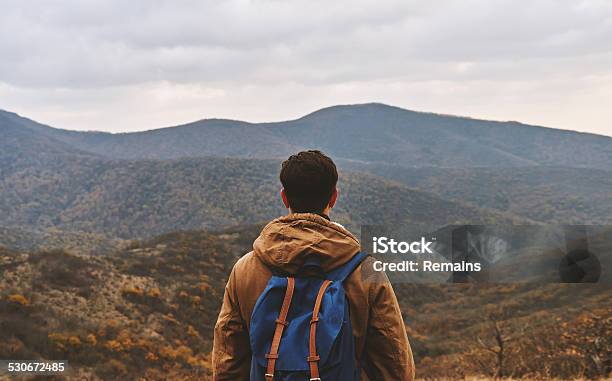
1;103;611;248
3;103;612;167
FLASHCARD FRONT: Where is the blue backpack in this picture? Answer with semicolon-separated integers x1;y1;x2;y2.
249;252;368;381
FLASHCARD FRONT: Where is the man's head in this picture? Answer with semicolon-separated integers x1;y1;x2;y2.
280;150;338;214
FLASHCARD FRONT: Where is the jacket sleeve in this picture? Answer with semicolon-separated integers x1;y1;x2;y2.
212;265;251;381
362;274;415;381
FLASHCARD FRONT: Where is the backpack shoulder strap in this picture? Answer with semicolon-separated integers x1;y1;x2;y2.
265;276;295;380
308;279;333;381
327;252;368;282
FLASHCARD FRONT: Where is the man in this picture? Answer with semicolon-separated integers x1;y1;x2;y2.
212;150;414;380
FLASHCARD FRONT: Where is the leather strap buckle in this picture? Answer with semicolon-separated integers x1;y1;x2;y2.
275;318;289;326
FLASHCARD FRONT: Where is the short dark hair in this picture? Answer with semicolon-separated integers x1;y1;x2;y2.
280;150;338;213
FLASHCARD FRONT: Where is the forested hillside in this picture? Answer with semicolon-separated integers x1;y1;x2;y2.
2;104;609;250
342;163;612;224
1;227;609;380
0;143;522;243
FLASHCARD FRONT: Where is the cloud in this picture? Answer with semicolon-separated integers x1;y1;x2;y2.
0;0;611;135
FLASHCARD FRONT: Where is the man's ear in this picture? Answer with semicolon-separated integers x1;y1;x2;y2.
328;187;338;209
280;188;290;209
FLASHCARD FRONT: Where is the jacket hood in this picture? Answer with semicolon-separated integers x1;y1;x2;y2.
253;213;361;273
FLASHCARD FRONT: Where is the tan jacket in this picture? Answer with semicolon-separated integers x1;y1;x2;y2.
212;213;415;381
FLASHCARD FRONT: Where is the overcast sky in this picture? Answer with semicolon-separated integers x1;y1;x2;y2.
1;0;611;136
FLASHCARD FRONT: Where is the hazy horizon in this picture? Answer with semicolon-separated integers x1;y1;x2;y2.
1;1;611;136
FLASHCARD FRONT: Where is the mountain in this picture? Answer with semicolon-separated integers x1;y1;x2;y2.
0;152;521;243
3;103;612;168
2;104;609;248
342;163;612;224
0;110;95;175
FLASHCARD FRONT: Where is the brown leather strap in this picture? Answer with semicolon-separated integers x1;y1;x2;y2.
308;279;332;381
265;277;295;380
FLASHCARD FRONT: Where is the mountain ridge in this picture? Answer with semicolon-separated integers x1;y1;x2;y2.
4;103;611;139
3;103;612;168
